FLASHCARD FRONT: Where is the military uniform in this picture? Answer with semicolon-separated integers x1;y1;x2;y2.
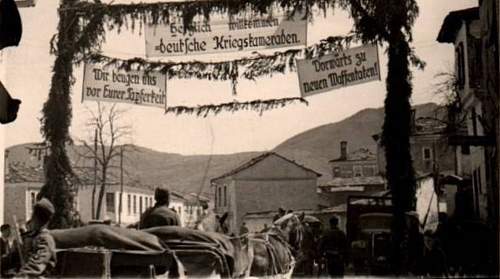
15;198;57;278
139;206;180;229
318;227;348;277
16;228;56;277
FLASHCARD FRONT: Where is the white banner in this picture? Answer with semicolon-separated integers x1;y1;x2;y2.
82;63;167;108
297;44;381;97
145;12;307;57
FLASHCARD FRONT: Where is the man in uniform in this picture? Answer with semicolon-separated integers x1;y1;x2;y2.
139;188;180;229
318;216;348;278
16;198;57;277
239;222;249;235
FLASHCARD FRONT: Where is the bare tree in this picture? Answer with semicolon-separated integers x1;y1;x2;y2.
76;102;134;220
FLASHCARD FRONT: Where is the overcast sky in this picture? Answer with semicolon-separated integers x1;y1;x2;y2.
1;0;477;155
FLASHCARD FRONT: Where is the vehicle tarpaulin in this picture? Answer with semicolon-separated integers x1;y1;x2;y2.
144;226;237;277
50;224;165;251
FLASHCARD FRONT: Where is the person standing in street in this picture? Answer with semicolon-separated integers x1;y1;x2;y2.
16;198;57;278
239;222;249;235
318;216;348;278
1;224;17;276
139;188;181;229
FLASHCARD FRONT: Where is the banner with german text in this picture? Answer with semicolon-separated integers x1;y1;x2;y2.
145;11;307;57
297;44;381;97
82;62;167;108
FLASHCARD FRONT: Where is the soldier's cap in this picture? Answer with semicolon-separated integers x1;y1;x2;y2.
34;198;55;217
155;187;170;202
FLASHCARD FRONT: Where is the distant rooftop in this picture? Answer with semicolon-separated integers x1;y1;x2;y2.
412;117;448;136
211;152;321;182
329;148;377;162
320;176;385;188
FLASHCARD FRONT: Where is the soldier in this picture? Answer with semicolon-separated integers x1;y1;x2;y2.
1;224;17;276
16;198;57;277
239;222;249;235
139;188;180;229
318;216;348;278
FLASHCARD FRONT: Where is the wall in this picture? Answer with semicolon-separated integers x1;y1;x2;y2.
330;160;378;178
410;134;457;174
4;184;28;225
213;154;319;234
234;178;318;234
320;185;386;207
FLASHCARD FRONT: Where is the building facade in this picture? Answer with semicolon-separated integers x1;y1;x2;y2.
318;141;385;208
374;116;457;177
211;152;320;235
437;7;490;221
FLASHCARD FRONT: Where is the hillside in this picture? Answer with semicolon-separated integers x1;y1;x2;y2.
6;102;441;195
6;143;261;197
273;102;442;183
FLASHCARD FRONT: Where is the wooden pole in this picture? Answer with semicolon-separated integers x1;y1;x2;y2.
118;146;124;225
92;129;97;220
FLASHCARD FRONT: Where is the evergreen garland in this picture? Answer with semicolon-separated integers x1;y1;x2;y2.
84;35;353;97
165;97;308;117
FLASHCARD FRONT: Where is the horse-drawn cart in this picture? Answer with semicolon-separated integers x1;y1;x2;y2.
50;225;181;278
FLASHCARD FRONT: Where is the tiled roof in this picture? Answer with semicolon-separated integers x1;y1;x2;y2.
320;176;385;187
211;152;321;182
437;7;479;43
329;148;376;162
5;162;44;183
412;117;447;136
5;162;97;185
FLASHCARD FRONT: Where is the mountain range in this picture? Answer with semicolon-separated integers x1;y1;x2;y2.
6;102;441;197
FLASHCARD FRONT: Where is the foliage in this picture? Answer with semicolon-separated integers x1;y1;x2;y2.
165;97;308;117
38;0;80;229
433;71;461;107
85;35;353;96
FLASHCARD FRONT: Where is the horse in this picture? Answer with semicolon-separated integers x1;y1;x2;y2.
246;213;303;278
195;211;229;235
194;211;302;278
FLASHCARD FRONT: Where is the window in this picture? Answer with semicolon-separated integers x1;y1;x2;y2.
214;188;217;208
363;165;375;177
477;167;483;194
353;165;362;177
218;187;222;207
106;193;115;213
333;167;341;178
133;195;137;214
127;194;131;215
223;186;227;206
471;108;478;136
456;42;465;89
423;147;432;160
423;147;433;171
139;196;143;213
31;191;36;208
461;144;471;155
